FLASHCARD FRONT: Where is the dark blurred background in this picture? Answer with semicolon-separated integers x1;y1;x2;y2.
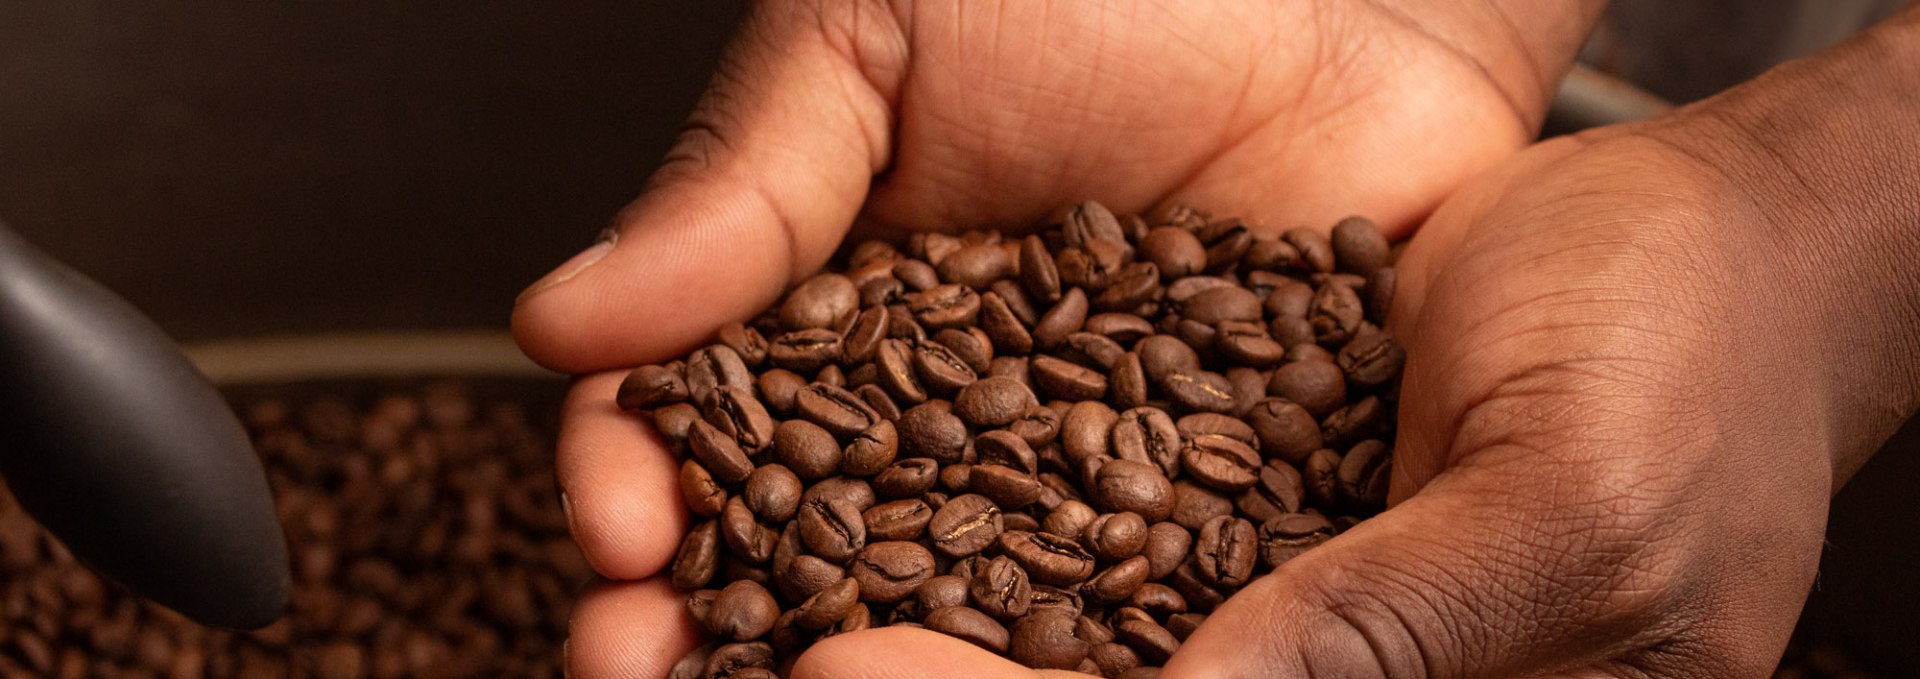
1;0;1914;674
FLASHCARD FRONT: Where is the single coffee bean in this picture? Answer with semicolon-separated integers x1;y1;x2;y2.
1236;460;1306;522
971;465;1044;509
1365;266;1396;326
873;458;941;500
1075;615;1116;645
862;499;933;542
1281;227;1334;274
912;339;980;395
1303;448;1342;510
924;605;1011;654
875;337;931;405
653;402;704;443
978;291;1037;355
1089;642;1142;678
1081;556;1151;605
1063;201;1130;250
1094;262;1161;311
1165;613;1207;642
917;574;971;610
970;556;1034;619
1030;355;1109;402
1010;610;1091;669
1160;370;1237;414
721;497;779;564
953;376;1040;427
1269;315;1317;349
671;521;721;591
894;257;940;291
744;464;803;523
1003;510;1042;533
757;369;808;413
1337;439;1392;510
1308;283;1365;346
1082;512;1149;561
1180;434;1262;493
773;420;842;481
704;642;775;678
1196;218;1251;272
705;580;780;641
1140;522;1190;583
1018;234;1063;303
1128;583;1187;618
1061;401;1119;465
688;420;754;484
894;402;967;463
1164;275;1234;303
680;459;727;518
686;346;755;407
1029;585;1086;619
781;273;860;331
1246;397;1323;466
708;385;777;452
1057;332;1128;372
1194;516;1257;587
717;322;771;368
841;420;899;477
1092;459;1174;522
1321;395;1385;449
797;496;867;563
850;541;936;604
1138;226;1206;278
998;531;1097;587
1006;406;1063;449
911;283;982;330
1337;325;1405;389
1111;407;1182;477
791;578;861;630
1243;237;1301;274
1134;335;1200;386
840;306;891;365
767;328;844;373
1329;215;1390;276
617;365;687;410
794;383;881;437
778;555;846;603
1259;512;1336;569
826;602;874;637
1286;341;1336;364
1168;481;1233;531
928;493;1004;557
940;462;974;494
975;429;1039;473
1106;353;1148;410
1039;500;1098;539
1165;559;1226;613
1269;361;1346;418
1212;320;1285;368
1083;313;1155;344
1179;286;1261;326
938;242;1013;290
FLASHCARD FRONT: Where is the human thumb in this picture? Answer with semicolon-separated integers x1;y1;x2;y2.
513;2;901;373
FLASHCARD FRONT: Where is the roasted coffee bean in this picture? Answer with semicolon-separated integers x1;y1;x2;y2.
1337;439;1392;511
1010;610;1090;669
717;322;771;368
1006;406;1063;449
1082;556;1151;605
705;580;780;641
1337;325;1405;388
743;464;803;523
1061;401;1119;465
1109;353;1150;410
767;328;843;373
1160;370;1236;414
862;499;933;542
1003;510;1042;533
781;273;860;331
918;574;971;610
791;578;861;630
1031;355;1109;401
928;493;1004;557
1089;642;1143;678
1128;583;1187;618
1269;361;1347;418
896;402;968;463
1171;413;1254;449
1057;332;1128;371
842;420;899;477
1247;397;1323;465
1282;227;1334;274
940;462;975;494
654;402;704;442
1134;334;1200;385
757;369;808;413
971;464;1043;509
969;556;1034;619
1140;522;1190;581
1063;201;1130;250
797;497;867;562
1180;434;1262;492
778;554;846;603
1031;286;1090;349
1308;283;1365;346
939;243;1014;289
688;420;754;483
1169;481;1234;531
1213;320;1285;368
1094;262;1161;311
850;541;936;604
1237;460;1306;522
874;458;941;500
1111;407;1182;477
894;258;941;291
1269;315;1317;349
999;531;1097;587
1365;266;1396;326
722;497;780;564
680;459;728;517
913;339;980;395
925;605;1011;653
876;338;931;405
1321;395;1386;449
975;429;1039;473
1165;612;1207;642
1259;512;1336;569
1165;559;1226;612
705;642;775;678
1080;510;1150;561
672;521;722;591
1179;286;1261;326
1194;516;1258;587
1084;313;1156;344
1018;234;1064;303
1286;341;1336;364
1092;459;1175;522
686;346;755;407
954;376;1040;427
979;291;1036;355
1138;227;1206;278
1330;216;1391;276
709;385;777;452
1303;448;1342;509
1115;617;1179;665
988;355;1032;385
911;283;982;330
842;306;891;364
774;420;842;481
617;365;687;410
1039;500;1099;539
794;383;881;437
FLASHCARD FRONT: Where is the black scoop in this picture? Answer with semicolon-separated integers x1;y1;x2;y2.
0;222;288;629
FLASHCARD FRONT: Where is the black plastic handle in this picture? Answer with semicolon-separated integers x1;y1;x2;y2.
0;222;288;629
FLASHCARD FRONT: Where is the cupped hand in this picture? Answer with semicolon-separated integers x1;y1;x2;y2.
514;1;1605;676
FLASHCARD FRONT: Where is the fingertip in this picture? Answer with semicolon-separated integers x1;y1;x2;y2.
568;577;704;679
558;372;690;580
792;628;1048;679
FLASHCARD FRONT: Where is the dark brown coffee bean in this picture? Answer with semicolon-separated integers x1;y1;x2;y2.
780;274;859;331
717;322;771;368
617;365;687;410
1195;218;1251;272
873;458;940;500
924;605;1010;653
1337;326;1405;388
1259;512;1336;569
874;338;930;405
794;383;880;437
816;362;848;388
686;346;755;408
1128;584;1187;618
911;284;981;330
1160;370;1236;414
938;243;1013;289
778;554;846;603
1178;286;1261;326
953;376;1040;428
974;429;1039;474
766;329;843;373
1303;448;1341;509
1117;616;1180;664
1269;315;1317;348
893;258;940;291
896;402;967;464
1194;516;1257;587
797;496;867;562
1010;610;1090;669
1138;226;1206;278
1237;460;1306;523
1243;236;1301;273
838;420;898;478
708;385;777;452
756;369;807;413
1163;275;1234;304
1005;406;1062;449
653;402;704;443
1224;368;1261;417
1365;266;1396;326
680;459;727;517
1017;234;1063;303
1321;395;1385;449
773;420;841;481
1034;500;1093;539
826;602;874;637
970;464;1043;509
1337;439;1392;510
672;521;721;591
1063;201;1130;249
1165;559;1226;613
912;339;980;395
1090;642;1142;678
1247;397;1323;465
704;641;774;678
1282;227;1334;274
1083;512;1148;561
1286;341;1336;364
744;464;802;523
1110;407;1181;477
789;578;860;630
999;531;1097;587
1032;287;1089;349
839;306;889;364
1168;414;1251;450
851;541;936;604
1142;522;1190;580
1029;355;1109;402
1308;283;1365;346
1084;313;1155;344
1060;401;1118;465
1103;353;1147;410
1076;555;1149;608
722;497;779;564
1091;459;1174;522
917;574;971;610
1057;332;1127;372
969;556;1033;619
1329;215;1390;276
1168;481;1233;531
1180;434;1261;493
688;420;754;483
928;493;1004;557
1269;361;1346;418
704;580;779;641
1213;320;1285;367
1165;612;1207;642
1094;262;1161;311
861;499;932;542
978;291;1036;356
1134;335;1199;386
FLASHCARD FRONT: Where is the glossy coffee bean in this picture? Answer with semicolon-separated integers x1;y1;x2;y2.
850;541;936;604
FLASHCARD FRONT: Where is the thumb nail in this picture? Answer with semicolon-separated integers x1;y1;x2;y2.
520;230;617;303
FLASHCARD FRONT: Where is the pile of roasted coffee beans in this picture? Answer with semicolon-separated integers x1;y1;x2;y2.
0;380;586;679
625;202;1405;677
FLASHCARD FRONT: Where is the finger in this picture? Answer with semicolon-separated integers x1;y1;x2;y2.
792;627;1084;679
567;576;704;679
1165;464;1686;678
512;2;903;374
557;371;687;580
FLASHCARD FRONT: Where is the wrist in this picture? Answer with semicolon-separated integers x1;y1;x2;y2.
1634;10;1920;488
